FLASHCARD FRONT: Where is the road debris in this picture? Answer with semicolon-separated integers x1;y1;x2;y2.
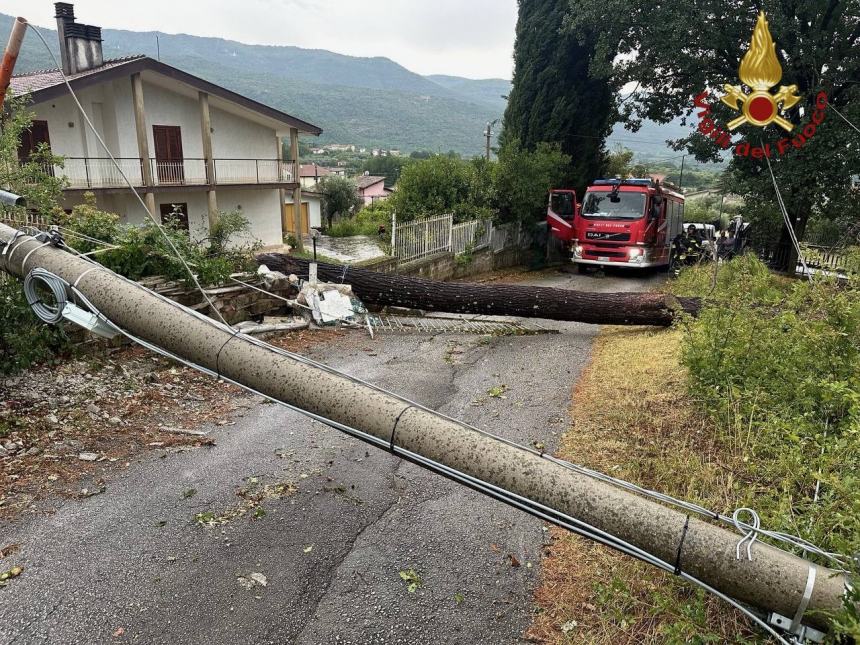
398;568;422;593
0;565;23;587
237;572;268;590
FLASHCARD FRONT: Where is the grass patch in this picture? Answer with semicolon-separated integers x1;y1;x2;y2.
529;256;860;642
285;250;344;266
526;327;758;644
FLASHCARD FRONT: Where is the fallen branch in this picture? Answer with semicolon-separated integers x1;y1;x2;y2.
257;255;700;326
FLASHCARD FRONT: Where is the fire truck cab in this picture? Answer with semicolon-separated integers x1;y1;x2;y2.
547;178;684;270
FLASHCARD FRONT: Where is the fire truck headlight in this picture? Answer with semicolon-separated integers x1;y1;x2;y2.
573;245;583;258
628;248;642;258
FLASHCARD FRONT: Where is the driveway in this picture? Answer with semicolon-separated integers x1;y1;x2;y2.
0;268;663;645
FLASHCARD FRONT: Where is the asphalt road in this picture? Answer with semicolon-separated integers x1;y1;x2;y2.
1;268;664;645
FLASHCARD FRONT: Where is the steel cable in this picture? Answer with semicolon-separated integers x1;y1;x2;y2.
22;267;68;324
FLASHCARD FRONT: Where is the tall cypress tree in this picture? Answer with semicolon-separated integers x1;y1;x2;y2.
501;0;614;192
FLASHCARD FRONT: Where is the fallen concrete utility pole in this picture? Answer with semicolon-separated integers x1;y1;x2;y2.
0;224;847;636
257;255;700;326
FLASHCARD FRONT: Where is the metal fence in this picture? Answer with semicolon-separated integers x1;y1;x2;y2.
490;221;531;252
392;214;453;262
451;219;492;254
31;158;295;189
391;214;508;263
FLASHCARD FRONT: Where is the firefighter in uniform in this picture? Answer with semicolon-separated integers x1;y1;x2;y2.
672;224;704;268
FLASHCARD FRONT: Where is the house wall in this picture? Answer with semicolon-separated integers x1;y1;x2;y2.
360;181;387;205
217;189;284;246
30;78;280;163
300;176;324;190
284;193;322;229
29;73;288;246
62;187;283;247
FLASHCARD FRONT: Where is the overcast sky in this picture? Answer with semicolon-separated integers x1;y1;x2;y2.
10;0;519;79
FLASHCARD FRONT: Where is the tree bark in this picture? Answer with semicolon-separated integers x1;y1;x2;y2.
258;254;700;327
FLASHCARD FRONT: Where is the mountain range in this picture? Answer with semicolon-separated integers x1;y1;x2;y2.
6;13;683;158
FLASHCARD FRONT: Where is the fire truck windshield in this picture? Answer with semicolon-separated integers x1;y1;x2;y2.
581;191;646;220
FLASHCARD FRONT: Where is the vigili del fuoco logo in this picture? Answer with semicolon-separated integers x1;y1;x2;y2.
693;11;828;159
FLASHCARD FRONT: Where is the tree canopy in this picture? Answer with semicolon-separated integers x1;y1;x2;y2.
317;176;363;228
564;0;860;265
388;155;495;223
501;0;615;191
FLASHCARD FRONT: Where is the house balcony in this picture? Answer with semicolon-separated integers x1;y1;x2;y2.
40;158;297;192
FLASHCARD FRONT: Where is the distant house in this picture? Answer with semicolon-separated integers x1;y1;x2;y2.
299;163;331;189
12;3;321;247
356;174;390;205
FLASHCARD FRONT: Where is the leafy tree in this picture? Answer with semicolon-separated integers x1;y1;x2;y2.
494;138;572;224
409;150;433;159
604;146;635;178
500;0;614;191
390;155;493;223
317;175;362;228
565;0;860;268
1;96;66;221
361;155;410;188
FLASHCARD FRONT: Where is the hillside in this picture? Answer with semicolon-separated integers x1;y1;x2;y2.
6;13;687;158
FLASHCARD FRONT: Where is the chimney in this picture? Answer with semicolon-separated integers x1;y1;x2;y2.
54;3;104;75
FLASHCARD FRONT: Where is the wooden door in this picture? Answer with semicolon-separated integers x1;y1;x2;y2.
159;202;189;232
153;125;184;184
18;120;52;174
282;202;310;237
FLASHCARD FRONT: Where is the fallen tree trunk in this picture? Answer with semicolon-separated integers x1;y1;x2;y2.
257;255;701;326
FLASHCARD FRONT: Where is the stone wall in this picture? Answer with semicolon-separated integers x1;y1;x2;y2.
139;275;296;325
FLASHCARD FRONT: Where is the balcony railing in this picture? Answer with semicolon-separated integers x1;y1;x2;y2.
36;158;296;189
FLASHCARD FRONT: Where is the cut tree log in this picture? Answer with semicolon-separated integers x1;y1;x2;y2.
257;255;700;326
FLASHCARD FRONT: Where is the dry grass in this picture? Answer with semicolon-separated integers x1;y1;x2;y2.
525;326;761;644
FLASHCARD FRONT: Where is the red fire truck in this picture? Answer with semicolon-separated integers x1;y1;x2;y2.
547;178;685;270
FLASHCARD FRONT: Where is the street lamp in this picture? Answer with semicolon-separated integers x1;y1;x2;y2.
311;227;320;262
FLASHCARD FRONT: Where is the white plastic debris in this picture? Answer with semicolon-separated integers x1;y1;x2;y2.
297;282;366;326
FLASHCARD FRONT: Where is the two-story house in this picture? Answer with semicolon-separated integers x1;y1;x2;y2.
12;3;321;247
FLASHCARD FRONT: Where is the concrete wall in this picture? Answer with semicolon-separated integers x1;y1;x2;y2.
357;246;537;282
63;187;283;247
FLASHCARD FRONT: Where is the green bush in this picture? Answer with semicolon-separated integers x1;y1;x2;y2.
62;199;259;286
327;202;392;237
0;275;72;375
58;193;121;254
674;256;860;633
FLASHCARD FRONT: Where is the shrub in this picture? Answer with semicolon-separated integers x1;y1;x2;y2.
60;192;121;253
0;275;71;375
327;202;392;238
675;256;860;632
63;201;259;286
